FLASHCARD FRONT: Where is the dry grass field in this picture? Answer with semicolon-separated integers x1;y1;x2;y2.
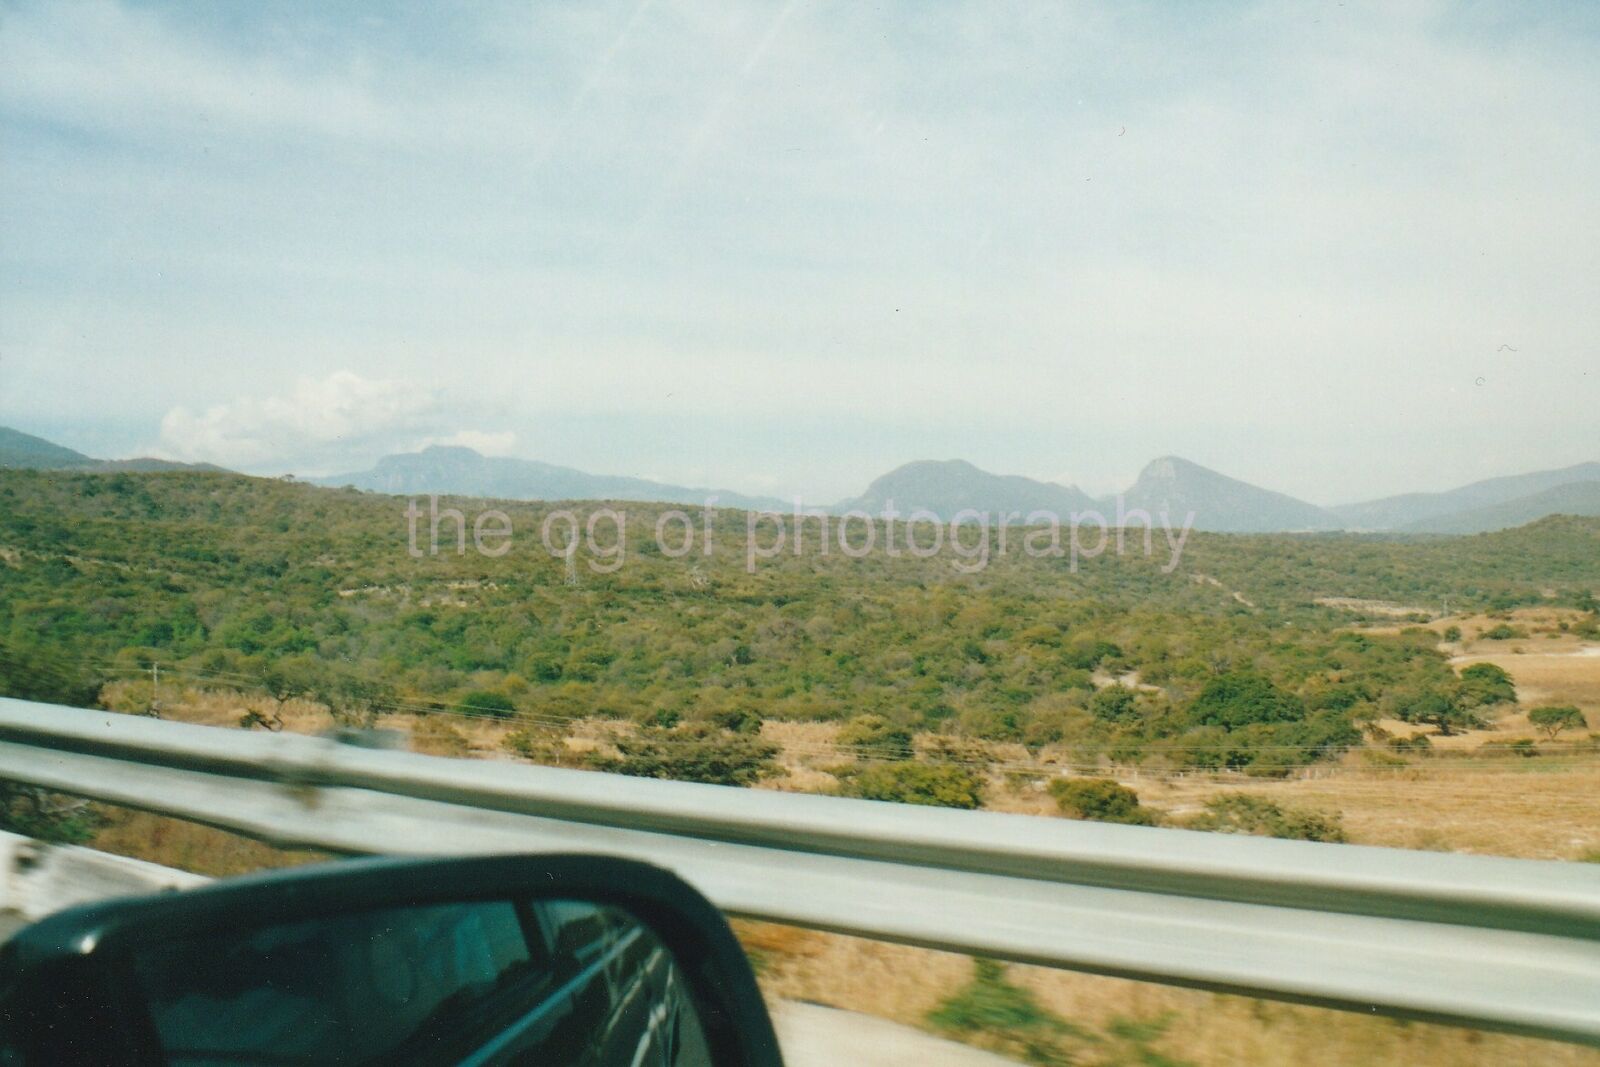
738;920;1600;1067
87;637;1600;1066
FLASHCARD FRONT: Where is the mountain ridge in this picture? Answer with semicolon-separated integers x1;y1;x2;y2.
316;445;789;511
0;426;226;474
1115;455;1340;533
831;459;1097;519
6;423;1597;536
1333;461;1600;531
1397;480;1600;534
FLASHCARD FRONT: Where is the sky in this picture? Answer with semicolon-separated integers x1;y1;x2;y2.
1;0;1597;505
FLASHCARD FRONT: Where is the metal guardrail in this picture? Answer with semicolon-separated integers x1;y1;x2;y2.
0;698;1596;1047
0;829;206;923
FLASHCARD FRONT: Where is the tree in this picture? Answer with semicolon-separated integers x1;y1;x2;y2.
1048;777;1154;826
1188;671;1305;730
593;722;779;787
840;763;984;809
459;690;517;719
836;714;914;760
1392;688;1479;736
1528;705;1586;741
0;640;102;707
1456;662;1516;708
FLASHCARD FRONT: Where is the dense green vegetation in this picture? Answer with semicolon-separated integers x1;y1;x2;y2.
1;469;1596;780
839;762;986;809
1048;778;1154;825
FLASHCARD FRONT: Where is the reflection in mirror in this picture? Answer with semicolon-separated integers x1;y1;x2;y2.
128;897;712;1066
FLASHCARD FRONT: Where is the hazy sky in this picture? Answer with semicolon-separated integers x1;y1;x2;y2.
2;1;1596;504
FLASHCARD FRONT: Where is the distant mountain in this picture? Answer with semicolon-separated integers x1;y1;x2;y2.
0;426;225;474
831;459;1097;520
0;426;96;469
93;457;232;473
315;445;789;510
1117;456;1340;533
1399;480;1600;534
1333;461;1600;531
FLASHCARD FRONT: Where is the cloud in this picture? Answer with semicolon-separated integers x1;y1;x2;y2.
157;371;437;471
4;2;1598;503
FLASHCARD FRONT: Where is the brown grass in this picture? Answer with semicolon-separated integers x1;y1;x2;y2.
738;923;1600;1067
92;678;1600;1064
88;806;328;878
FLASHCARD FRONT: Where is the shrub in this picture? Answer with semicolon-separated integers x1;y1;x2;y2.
459;689;517;719
929;959;1189;1067
1060;639;1122;671
1483;623;1526;641
1528;705;1587;741
0;784;98;845
1186;793;1346;843
836;714;914;760
1087;686;1139;725
1048;777;1154;826
707;707;763;735
928;958;1091;1064
841;762;984;809
502;726;578;766
591;722;779;787
1442;625;1462;642
411;717;470;757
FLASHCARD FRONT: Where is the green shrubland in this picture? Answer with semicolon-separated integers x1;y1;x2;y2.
0;470;1594;786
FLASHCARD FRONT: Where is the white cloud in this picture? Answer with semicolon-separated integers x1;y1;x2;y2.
4;2;1598;502
157;371;437;471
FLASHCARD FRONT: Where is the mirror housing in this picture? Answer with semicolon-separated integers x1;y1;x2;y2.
0;853;783;1066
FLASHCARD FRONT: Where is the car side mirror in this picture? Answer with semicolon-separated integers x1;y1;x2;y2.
0;853;783;1067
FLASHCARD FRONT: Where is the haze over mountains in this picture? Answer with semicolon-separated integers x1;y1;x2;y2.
306;446;1600;536
0;426;226;475
832;459;1098;520
4;424;1599;536
1328;461;1600;532
315;445;788;512
1119;456;1341;533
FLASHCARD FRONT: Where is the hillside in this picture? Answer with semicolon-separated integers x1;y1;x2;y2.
1334;461;1600;531
0;426;96;470
1;468;1596;777
832;459;1096;519
1401;481;1600;534
317;445;787;511
1118;456;1340;533
0;425;228;475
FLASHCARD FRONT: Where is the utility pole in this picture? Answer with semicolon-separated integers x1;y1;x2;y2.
149;661;161;719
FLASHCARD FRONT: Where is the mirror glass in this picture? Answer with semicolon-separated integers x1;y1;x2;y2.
126;897;712;1066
